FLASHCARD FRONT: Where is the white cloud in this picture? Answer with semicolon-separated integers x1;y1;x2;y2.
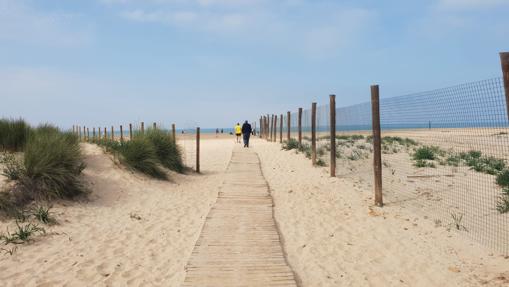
113;1;375;58
0;0;91;47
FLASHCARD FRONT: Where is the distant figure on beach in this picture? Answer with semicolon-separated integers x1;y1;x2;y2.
235;123;242;143
216;128;219;137
242;121;252;148
221;129;223;134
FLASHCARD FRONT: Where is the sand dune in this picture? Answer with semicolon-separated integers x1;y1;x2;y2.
0;140;233;286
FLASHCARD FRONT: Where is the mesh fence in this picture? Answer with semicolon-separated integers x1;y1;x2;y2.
259;77;509;255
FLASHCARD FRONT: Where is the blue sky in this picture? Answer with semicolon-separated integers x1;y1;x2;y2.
1;0;508;129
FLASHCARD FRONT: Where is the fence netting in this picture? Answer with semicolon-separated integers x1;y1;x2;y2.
262;77;509;255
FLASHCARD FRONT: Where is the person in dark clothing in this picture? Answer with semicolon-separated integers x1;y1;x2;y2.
241;121;252;148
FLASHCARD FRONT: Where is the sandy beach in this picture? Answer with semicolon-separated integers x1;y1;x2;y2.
1;135;508;286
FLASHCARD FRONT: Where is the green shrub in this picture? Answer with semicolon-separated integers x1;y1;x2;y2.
496;170;509;188
145;129;183;173
282;138;300;150
316;158;327;167
0;152;24;180
21;131;86;199
413;146;443;160
458;151;506;175
0;118;30;151
116;138;167;180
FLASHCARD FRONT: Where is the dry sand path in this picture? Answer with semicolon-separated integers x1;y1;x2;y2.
183;147;298;287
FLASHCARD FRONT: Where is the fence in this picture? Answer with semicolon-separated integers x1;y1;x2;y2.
258;52;509;255
71;122;200;173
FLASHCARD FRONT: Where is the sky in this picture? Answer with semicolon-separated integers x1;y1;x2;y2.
1;0;508;129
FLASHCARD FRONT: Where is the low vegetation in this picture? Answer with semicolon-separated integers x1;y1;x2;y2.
1;121;86;221
96;129;182;179
0;118;30;151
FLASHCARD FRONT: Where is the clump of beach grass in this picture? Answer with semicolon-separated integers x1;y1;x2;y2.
21;126;87;199
145;129;183;173
0;118;31;152
0;152;24;180
0;221;45;245
282;138;300;150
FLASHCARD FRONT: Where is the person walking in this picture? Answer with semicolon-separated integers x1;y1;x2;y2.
234;123;242;143
241;121;252;148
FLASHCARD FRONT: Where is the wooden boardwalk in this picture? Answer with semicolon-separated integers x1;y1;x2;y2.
182;147;298;287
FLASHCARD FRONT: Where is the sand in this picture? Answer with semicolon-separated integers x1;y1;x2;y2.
254;138;509;287
0;139;233;286
1;134;508;286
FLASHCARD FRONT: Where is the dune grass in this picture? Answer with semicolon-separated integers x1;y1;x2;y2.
145;129;184;173
97;135;169;180
0;118;30;151
20;126;87;199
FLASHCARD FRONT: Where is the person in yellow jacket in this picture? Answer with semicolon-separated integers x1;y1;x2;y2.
234;123;242;143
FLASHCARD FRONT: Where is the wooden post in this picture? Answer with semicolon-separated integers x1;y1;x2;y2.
129;123;133;141
266;114;270;140
298;108;303;145
259;117;263;138
104;127;107;140
93;128;96;141
141;122;144;134
153;122;157;130
78;126;81;141
111;126;114;141
501;52;509;122
311;103;317;165
287;111;291;141
279;114;283;143
196;127;200;173
371;85;383;207
269;115;274;141
330;95;337;177
87;128;90;140
120;125;124;142
273;115;278;142
98;127;101;140
172;123;176;143
83;126;86;141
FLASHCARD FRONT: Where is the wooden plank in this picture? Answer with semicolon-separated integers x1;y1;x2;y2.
183;148;297;287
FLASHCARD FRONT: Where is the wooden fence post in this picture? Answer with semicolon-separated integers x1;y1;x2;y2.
196;127;200;173
371;85;383;207
298;107;303;145
287;111;291;141
330;95;336;177
104;127;107;140
259;117;263;138
83;126;86;141
120;125;124;142
87;128;90;140
141;122;144;134
280;114;283;143
267;114;270;140
273;115;278;142
311;103;317;165
153;122;157;130
78;126;81;141
129;123;133;141
270;115;273;142
172;123;176;143
93;128;96;141
501;52;509;121
98;127;101;140
111;126;114;141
